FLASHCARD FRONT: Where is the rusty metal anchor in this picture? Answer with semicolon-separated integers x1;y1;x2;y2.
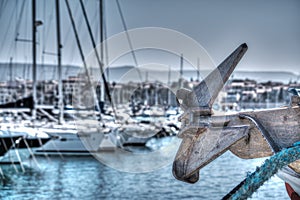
173;43;300;184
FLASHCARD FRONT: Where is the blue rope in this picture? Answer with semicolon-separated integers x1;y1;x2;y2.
223;142;300;200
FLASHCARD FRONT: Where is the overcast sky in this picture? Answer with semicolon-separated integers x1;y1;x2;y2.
0;0;299;73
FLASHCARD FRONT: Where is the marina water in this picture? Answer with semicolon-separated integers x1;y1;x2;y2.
0;152;288;199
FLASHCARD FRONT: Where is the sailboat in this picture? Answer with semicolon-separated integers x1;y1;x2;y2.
33;0;115;156
0;0;54;164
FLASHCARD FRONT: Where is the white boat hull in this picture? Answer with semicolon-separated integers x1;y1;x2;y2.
34;128;115;156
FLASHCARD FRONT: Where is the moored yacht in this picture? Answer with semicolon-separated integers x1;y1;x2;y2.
0;123;51;164
34;121;114;156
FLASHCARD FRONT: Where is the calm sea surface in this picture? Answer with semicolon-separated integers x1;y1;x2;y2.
0;151;289;200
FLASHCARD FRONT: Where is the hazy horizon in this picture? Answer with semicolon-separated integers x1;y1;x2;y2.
0;62;300;75
0;62;298;84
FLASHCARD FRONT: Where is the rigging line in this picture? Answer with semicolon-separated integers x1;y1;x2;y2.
93;11;100;45
68;1;82;65
72;5;85;63
64;0;101;116
64;1;81;66
76;5;84;47
1;2;15;58
79;0;116;117
14;0;25;40
90;1;99;44
44;2;56;77
15;0;26;63
0;0;8;19
43;2;55;56
6;13;19;66
115;0;143;82
0;1;3;17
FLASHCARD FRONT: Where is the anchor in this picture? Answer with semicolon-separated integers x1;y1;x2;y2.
172;43;300;184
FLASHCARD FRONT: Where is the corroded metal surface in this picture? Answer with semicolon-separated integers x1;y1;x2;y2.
173;126;249;183
172;43;300;183
230;106;300;158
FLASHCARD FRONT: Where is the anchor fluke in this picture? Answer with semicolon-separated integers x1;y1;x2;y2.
192;43;248;110
195;43;247;108
172;160;200;183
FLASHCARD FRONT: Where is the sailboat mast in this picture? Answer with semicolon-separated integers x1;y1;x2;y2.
32;0;37;123
56;0;63;124
65;0;102;118
79;0;115;116
180;54;183;88
9;57;13;82
100;0;105;110
168;66;171;106
197;57;200;81
100;0;104;58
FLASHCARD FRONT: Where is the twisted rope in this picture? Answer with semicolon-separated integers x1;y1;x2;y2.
223;142;300;200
